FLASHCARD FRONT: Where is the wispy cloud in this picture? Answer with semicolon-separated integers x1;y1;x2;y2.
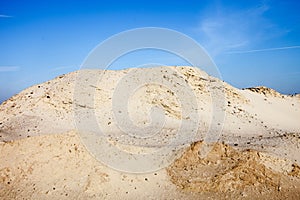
225;45;300;54
0;14;13;18
0;66;20;72
49;65;76;72
196;3;286;56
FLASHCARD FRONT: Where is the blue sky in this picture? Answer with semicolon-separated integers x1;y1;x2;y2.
0;0;300;102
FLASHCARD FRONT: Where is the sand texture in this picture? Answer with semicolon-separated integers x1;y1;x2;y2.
1;66;300;199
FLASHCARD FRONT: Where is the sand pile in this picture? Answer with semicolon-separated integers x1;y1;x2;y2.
244;86;283;97
1;67;299;143
1;131;300;200
167;141;300;199
0;66;300;199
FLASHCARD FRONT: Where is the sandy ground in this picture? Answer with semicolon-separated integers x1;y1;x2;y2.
0;66;300;199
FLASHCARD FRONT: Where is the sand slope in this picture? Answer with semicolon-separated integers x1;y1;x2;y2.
1;67;299;142
1;131;300;199
0;66;300;199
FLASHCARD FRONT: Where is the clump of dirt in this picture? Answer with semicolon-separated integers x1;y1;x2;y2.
289;164;300;178
167;141;299;196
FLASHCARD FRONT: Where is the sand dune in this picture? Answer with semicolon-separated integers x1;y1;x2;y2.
1;66;300;199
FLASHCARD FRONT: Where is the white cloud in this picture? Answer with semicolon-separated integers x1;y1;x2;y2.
196;3;285;56
49;66;76;72
0;66;20;72
0;14;13;18
225;45;300;54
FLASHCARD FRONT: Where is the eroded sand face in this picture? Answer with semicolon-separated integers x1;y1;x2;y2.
1;66;300;199
167;141;300;199
0;131;181;199
1;131;300;200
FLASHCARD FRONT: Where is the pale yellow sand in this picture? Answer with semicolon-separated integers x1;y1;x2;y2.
1;66;300;199
1;131;299;199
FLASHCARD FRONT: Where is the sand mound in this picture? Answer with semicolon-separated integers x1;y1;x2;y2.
1;66;300;143
0;131;183;199
1;132;300;200
167;141;300;199
244;86;283;97
1;66;300;199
